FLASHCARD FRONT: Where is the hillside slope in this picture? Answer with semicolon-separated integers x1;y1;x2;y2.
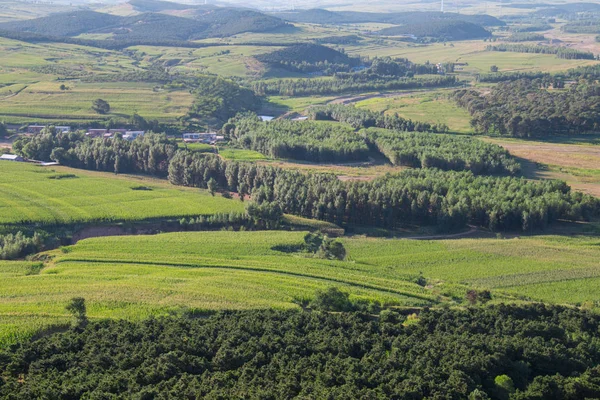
275;9;504;27
0;8;287;40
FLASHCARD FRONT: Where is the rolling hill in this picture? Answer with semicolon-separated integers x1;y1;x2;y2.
378;20;492;41
0;8;287;41
256;44;354;66
274;9;505;27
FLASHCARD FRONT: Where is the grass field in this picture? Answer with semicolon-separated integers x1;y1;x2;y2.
0;162;243;226
1;230;599;346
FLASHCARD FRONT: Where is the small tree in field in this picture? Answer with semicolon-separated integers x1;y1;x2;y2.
490;65;499;73
92;99;110;114
207;178;217;196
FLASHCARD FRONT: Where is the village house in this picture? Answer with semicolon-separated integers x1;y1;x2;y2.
0;154;25;162
86;129;108;138
122;131;145;141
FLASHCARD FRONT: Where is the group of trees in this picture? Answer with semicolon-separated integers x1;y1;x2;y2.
504;32;546;42
486;44;596;60
5;304;600;398
251;75;457;97
186;75;261;128
367;128;521;175
168;152;598;232
562;19;600;34
255;44;358;74
0;231;46;260
453;79;600;137
308;104;448;133
225;115;370;163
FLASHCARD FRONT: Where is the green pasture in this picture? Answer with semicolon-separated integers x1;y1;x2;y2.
0;162;243;226
1;231;599;346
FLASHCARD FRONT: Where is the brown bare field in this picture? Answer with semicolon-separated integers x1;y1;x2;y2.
484;137;600;198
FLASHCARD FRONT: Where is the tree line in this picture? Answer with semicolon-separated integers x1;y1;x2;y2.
168;152;598;232
13;127;598;232
4;304;600;398
367;128;521;175
486;43;596;60
251;75;457;97
452;79;600;137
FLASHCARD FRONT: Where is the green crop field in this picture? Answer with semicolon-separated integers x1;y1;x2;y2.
0;162;243;226
355;90;474;133
129;45;283;77
0;81;194;124
0;38;194;123
1;230;599;346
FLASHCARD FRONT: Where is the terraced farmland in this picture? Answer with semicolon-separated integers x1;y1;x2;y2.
0;162;243;226
1;230;599;346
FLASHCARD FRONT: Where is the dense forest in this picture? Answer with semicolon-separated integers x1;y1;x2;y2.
225;115;370;163
453;79;600;137
252;74;456;96
486;44;596;60
4;305;600;398
169;152;597;232
367;128;521;175
308;104;448;133
377;20;492;41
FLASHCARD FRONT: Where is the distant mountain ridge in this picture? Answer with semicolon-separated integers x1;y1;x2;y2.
274;9;505;27
0;7;288;40
378;20;492;41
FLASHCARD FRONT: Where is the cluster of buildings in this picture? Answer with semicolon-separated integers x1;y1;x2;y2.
25;126;224;144
85;129;145;141
27;125;71;134
182;132;223;144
